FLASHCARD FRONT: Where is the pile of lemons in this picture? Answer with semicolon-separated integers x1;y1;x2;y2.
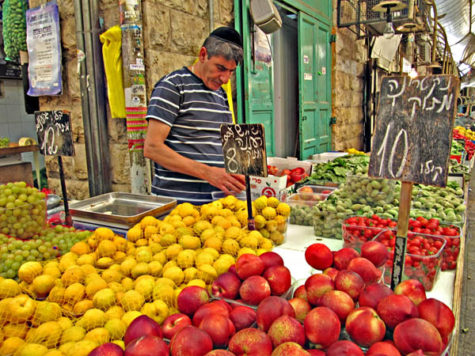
0;195;290;355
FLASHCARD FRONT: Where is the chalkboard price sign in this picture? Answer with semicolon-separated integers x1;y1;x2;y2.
369;75;459;187
35;110;75;156
220;124;267;177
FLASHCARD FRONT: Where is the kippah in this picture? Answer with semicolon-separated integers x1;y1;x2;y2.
210;26;243;48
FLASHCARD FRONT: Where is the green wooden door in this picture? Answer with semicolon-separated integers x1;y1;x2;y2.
236;0;275;156
298;12;332;159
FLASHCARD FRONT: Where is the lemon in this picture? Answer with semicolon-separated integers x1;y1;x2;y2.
197;264;217;283
270;231;285;245
70;241;90;255
120;290;145;311
267;196;280;208
195;252;214;267
131;262;150;279
224;226;241;240
276;202;291;217
163;266;184;286
259;238;274;250
265;220;278;232
140;215;160;228
178;203;195;217
183;267;198;282
162;260;178;273
176;249;195;268
153;251;167;265
238;247;256;257
262;207;277;220
200;228;216;243
160;233;177;246
159;222;175;235
105;318;127;340
239;235;259;249
213;257;234;275
127;227;143;243
148;261;163;277
152;284;175;306
95;227;114;240
179;235;201;249
166;244;183;259
201;247;219;260
253;196;268;210
187;279;206;288
254;215;267;229
222;239;240;256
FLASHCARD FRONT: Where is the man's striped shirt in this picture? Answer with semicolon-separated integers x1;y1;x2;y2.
146;67;232;204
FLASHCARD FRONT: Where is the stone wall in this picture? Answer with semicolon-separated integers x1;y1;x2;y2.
31;0;233;200
331;0;367;151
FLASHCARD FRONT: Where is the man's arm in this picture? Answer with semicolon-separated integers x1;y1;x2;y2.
144;119;245;195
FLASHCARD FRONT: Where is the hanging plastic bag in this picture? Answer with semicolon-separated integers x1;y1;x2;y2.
100;25;126;118
2;0;28;61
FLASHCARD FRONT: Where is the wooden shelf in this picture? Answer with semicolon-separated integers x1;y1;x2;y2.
0;145;39;156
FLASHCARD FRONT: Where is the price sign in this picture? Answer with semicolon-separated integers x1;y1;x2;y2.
369;75;459;289
35;110;74;157
369;75;459;186
220;124;268;177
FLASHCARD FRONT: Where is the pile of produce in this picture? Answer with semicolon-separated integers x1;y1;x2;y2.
0;195;291;355
0;226;92;279
0;182;47;239
454;126;475;140
302;155;370;185
266;165;309;187
2;0;28;61
0;137;10;148
312;177;465;239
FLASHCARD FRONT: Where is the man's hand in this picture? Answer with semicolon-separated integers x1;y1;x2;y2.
205;167;246;195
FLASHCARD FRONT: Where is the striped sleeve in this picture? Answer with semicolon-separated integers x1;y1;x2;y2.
146;78;181;126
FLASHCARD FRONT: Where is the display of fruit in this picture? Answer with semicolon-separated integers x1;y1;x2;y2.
0;181;47;239
267;165;309;187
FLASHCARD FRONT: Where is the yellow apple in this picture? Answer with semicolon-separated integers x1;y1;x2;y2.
0;278;21;298
60;326;86;345
141;300;169;324
17;261;43;284
8;294;36;323
93;288;116;310
84;327;110;345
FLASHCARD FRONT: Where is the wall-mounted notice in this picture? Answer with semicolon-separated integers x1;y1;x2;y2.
220;124;267;177
35;110;74;156
369;75;459;187
26;1;62;96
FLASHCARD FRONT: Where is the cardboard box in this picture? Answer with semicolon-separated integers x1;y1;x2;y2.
249;175;288;200
311;152;348;164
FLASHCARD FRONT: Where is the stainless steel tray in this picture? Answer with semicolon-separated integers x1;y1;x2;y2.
69;192;176;226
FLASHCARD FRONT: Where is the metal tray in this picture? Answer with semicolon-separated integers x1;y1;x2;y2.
69;192;177;226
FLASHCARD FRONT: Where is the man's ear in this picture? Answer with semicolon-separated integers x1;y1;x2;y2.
198;47;208;62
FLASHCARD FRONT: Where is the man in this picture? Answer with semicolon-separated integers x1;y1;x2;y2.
144;27;246;204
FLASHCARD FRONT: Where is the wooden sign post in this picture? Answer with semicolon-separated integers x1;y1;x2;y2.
35;110;75;226
369;75;459;289
220;123;267;230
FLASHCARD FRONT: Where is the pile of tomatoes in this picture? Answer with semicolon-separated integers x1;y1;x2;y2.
267;165;309;187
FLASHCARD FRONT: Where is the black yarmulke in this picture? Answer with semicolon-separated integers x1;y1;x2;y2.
210;27;243;48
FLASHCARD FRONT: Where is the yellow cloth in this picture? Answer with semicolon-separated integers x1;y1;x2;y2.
193;58;236;124
100;26;126;118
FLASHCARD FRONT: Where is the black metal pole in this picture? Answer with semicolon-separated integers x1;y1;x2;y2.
57;156;72;226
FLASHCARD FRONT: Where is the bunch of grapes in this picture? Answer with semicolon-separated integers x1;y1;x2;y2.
0;137;9;148
0;181;46;239
0;226;91;279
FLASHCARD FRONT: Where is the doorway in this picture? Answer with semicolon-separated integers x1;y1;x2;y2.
272;4;298;158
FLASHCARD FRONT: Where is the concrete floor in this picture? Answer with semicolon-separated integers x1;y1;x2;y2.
456;172;474;355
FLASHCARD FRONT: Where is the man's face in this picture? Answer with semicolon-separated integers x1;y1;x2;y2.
199;48;237;91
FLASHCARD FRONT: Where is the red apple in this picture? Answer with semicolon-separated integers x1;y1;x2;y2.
406;350;426;356
228;328;273;356
293;284;308;301
366;341;401;356
304;306;341;349
228;265;238;277
417;298;455;339
320;289;355;321
334;270;365;301
306;350;325;356
90;343;124;356
192;300;230;326
162;313;192;340
394;279;427;306
271;342;310;356
259;251;284;269
347;257;382;284
239;275;271;305
199;314;235;348
323;267;339;281
393;318;443;355
376;294;418;330
305;243;333;270
235;253;265;279
345;307;386;348
333;247;360;270
325;340;364;356
124;315;163;347
204;351;236;356
124;335;169;356
263;265;292;296
288;297;311;322
256;295;295;332
211;272;242;299
177;286;210;316
304;273;334;306
229;305;256;331
267;315;305;347
361;240;389;267
170;325;213;356
358;283;393;309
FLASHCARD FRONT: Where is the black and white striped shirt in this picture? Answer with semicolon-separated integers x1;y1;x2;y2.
146;67;233;204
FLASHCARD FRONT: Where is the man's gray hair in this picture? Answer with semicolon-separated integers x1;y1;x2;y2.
202;36;243;65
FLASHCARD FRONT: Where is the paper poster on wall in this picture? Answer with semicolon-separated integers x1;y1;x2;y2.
26;1;62;96
254;26;272;64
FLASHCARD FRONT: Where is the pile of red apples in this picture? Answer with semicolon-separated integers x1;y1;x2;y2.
87;243;455;355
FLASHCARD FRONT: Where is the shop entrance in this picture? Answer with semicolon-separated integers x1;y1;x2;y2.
235;0;333;159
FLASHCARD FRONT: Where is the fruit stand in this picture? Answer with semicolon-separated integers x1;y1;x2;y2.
0;137;472;355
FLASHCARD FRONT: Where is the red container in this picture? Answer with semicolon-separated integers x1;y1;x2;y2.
374;230;446;291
